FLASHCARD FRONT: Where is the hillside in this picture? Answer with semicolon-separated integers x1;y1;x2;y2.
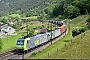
0;0;61;16
49;30;90;58
29;15;90;59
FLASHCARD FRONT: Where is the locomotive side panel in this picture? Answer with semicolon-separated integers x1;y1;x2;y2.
27;33;48;49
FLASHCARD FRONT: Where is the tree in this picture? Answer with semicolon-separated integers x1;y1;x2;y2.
0;38;3;51
15;16;19;21
86;17;90;22
87;0;90;14
86;17;90;28
72;27;86;37
52;1;65;17
73;0;90;14
64;5;80;19
44;4;56;15
28;28;34;36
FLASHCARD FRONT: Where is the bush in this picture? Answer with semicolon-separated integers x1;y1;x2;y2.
86;17;90;22
72;27;87;37
28;28;34;36
31;52;37;57
86;17;90;28
0;38;3;51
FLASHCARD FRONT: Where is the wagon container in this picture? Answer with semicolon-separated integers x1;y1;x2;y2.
40;28;47;34
58;26;66;33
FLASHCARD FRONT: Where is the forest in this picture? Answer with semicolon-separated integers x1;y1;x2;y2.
0;0;61;17
0;0;89;18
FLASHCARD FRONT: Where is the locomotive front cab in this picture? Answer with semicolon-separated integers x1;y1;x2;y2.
16;38;25;53
16;38;30;53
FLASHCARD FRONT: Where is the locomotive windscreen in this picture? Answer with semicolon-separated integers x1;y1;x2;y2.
16;39;24;46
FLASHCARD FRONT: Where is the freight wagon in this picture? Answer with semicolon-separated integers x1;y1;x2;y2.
58;26;66;33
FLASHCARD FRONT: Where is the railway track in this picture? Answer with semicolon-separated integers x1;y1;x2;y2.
0;49;16;60
0;28;68;60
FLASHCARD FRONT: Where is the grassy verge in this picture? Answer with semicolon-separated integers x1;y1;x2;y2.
49;30;90;58
0;34;22;54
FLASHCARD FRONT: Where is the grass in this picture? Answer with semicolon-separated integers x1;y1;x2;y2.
0;34;22;54
70;15;89;27
9;14;21;18
0;14;38;20
25;16;38;20
49;30;90;58
0;14;21;19
28;15;90;59
19;21;46;34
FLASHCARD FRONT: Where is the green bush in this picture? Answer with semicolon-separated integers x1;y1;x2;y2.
86;17;90;22
31;52;37;57
0;38;3;51
72;27;87;37
28;28;34;36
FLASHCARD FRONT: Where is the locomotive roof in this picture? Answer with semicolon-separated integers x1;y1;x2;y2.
18;38;25;40
30;33;46;38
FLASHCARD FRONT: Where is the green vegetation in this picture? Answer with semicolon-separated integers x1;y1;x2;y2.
0;0;90;20
86;17;90;22
64;5;80;19
0;38;3;51
0;35;21;54
44;0;90;19
49;30;90;58
72;27;85;37
50;31;90;58
29;15;90;59
0;0;61;17
86;17;90;28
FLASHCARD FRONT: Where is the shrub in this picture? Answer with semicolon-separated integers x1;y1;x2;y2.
31;52;37;57
86;17;90;22
72;27;87;37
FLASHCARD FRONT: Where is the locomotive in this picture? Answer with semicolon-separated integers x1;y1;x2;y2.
16;20;66;53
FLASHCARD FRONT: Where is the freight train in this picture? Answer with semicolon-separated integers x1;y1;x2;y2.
16;20;66;53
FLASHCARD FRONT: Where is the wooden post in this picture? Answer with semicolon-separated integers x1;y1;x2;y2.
48;53;50;57
84;32;85;36
48;20;49;30
65;44;66;47
57;48;58;52
5;31;8;42
22;52;24;59
81;34;83;39
71;39;72;43
55;21;57;29
26;19;28;37
7;32;8;42
51;22;52;45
